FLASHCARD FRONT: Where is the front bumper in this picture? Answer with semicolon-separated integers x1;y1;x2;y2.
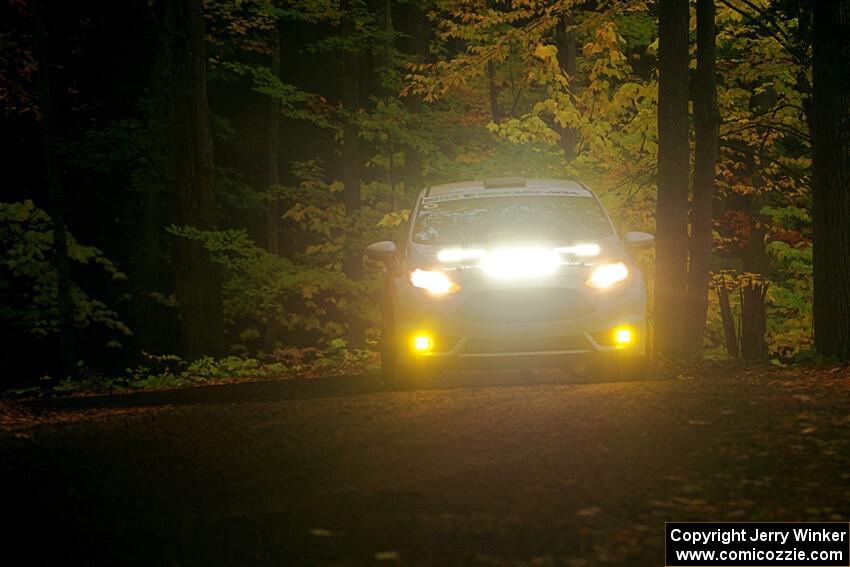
393;272;646;369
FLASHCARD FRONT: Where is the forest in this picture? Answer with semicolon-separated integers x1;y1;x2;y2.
1;0;849;393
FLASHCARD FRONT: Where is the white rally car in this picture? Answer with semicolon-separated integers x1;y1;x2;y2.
366;178;654;385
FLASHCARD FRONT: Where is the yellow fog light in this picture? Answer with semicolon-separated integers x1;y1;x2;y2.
413;334;434;353
613;326;634;346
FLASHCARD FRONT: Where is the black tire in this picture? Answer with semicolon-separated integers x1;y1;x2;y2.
380;325;398;385
587;353;647;382
380;328;425;388
379;299;403;387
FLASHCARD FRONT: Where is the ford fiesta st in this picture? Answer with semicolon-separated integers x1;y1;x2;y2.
365;177;654;385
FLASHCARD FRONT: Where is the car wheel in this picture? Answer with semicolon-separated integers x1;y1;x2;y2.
587;353;647;382
380;325;399;384
380;328;425;388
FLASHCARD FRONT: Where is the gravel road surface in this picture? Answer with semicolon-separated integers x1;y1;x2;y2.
3;368;849;566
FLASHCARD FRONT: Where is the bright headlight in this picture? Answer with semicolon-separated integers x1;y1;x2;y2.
587;262;629;289
481;248;561;279
410;268;459;295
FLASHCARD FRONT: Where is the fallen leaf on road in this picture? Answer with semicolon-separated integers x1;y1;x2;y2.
576;507;602;518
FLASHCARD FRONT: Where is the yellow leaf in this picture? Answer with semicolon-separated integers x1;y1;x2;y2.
533;44;556;60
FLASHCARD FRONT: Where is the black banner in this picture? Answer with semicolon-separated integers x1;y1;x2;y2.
666;522;850;566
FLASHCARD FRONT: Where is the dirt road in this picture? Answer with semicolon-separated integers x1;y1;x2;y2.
3;368;849;566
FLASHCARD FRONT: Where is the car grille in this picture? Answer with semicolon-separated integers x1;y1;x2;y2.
454;288;594;323
463;335;589;355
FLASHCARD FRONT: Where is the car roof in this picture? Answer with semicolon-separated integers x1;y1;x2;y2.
425;177;594;198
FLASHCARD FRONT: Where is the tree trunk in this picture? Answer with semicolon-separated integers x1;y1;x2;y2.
383;0;397;209
266;24;281;256
341;9;362;280
160;0;224;359
812;1;850;361
556;10;578;161
684;0;719;357
341;1;364;346
264;23;282;352
654;0;691;359
133;31;174;357
34;0;74;380
739;216;768;359
135;175;171;354
487;60;501;123
740;277;769;360
401;0;428;193
716;276;739;358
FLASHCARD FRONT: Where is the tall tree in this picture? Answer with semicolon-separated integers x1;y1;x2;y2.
159;0;224;359
263;20;283;352
382;0;398;208
684;0;719;356
486;60;501;123
400;0;428;192
555;9;578;161
811;0;850;361
134;96;172;356
340;0;364;345
266;23;282;256
654;0;691;359
34;0;74;379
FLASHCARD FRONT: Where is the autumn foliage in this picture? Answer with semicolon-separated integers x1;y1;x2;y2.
0;0;843;391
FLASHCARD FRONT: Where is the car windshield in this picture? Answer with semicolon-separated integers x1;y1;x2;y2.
412;195;613;246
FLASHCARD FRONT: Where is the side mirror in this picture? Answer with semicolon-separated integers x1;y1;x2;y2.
365;240;398;262
624;231;655;250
